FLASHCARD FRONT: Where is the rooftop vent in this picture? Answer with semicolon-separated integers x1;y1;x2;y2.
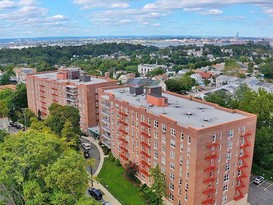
199;106;204;110
204;118;209;121
176;104;179;108
133;93;137;97
162;108;167;114
149;104;154;107
186;112;192;116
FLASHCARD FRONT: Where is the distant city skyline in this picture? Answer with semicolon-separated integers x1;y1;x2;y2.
1;0;273;39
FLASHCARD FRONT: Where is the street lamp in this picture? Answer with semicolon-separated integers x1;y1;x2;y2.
22;108;27;131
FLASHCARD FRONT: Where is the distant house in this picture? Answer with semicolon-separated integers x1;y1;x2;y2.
216;75;240;87
125;77;166;90
0;117;9;131
14;67;37;83
0;84;16;91
118;73;136;84
190;73;203;84
138;64;167;76
178;69;190;76
195;71;213;80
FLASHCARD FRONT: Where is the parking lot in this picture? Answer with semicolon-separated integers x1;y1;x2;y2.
248;175;273;205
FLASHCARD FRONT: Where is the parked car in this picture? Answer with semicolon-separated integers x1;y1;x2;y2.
254;176;265;185
88;188;102;200
82;142;91;150
83;150;90;159
102;202;112;205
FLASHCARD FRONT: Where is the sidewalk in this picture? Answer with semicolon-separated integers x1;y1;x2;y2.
83;137;121;205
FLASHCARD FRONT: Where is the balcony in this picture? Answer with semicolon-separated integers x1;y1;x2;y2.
141;150;151;158
101;102;110;109
239;153;249;160
204;165;217;172
140;131;151;138
206;141;219;148
119;153;128;161
40;89;45;93
101;110;110;116
39;84;45;87
140;141;151;148
52;87;58;90
118;137;127;143
205;153;218;160
139;168;149;176
118;111;127;117
242;131;252;138
238;164;248;170
140;160;150;167
140;121;151;128
240;142;251;149
120;146;128;152
53;99;58;103
236;174;247;180
235;183;246;191
203;176;216;184
101;118;110;124
203;187;216;195
234;190;244;201
102;133;111;140
40;95;46;98
52;93;58;96
202;198;214;205
119;129;128;135
118;120;127;126
102;126;111;133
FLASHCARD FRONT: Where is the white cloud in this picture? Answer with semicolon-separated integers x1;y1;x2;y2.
0;0;16;10
200;9;223;15
73;0;131;9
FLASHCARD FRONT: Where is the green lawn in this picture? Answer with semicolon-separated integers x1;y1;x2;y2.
98;158;146;205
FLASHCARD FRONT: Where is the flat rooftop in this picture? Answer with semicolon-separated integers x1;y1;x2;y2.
106;87;248;129
34;72;108;85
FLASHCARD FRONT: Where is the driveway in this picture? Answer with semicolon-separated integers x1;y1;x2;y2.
80;137;100;174
248;175;273;205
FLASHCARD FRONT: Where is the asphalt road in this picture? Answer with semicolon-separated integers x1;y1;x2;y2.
248;175;273;205
7;126;21;134
79;138;100;175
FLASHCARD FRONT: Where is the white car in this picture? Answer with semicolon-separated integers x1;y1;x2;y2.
254;176;265;185
82;142;91;150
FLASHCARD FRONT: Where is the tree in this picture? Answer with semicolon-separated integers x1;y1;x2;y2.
149;165;166;205
204;90;233;108
86;158;96;187
61;120;78;143
45;103;80;136
224;59;240;76
0;100;9;117
0;130;91;205
0;129;9;143
260;60;273;79
17;108;36;128
11;83;28;109
125;161;138;181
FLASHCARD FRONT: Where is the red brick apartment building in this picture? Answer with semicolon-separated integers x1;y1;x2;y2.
26;68;116;132
98;85;257;205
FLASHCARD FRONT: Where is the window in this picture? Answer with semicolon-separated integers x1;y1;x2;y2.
162;124;166;132
141;115;144;121
154;120;158;128
170;172;175;180
154;141;158;149
188;135;191;144
179;178;182;186
228;129;233;138
186;171;189;179
226;151;231;161
171;128;176;137
222;195;227;203
212;134;216;142
154;150;158;159
185;193;188;201
219;144;222;150
181;132;184;141
170;151;175;159
225;164;230;171
180;144;184;152
161;156;166;164
169;193;174;201
169;183;174;191
187;147;190;156
170;162;175;170
185;183;189;191
162;135;166;144
180;155;183;164
154;131;158;139
227;140;233;149
170;139;176;148
224;174;229;182
162;145;166;153
223;184;228;192
148;118;151;125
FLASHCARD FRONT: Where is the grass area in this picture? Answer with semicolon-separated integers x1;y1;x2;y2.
98;158;146;205
252;163;273;182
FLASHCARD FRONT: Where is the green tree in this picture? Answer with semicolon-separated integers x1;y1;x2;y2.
0;130;92;205
11;83;28;109
204;90;233;108
224;59;240;76
0;100;9;117
17;108;36;128
86;158;96;187
125;161;138;181
46;103;80;136
61;120;78;143
0;129;9;143
149;165;166;205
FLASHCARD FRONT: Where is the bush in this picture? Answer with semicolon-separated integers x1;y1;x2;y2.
125;161;138;182
114;159;121;167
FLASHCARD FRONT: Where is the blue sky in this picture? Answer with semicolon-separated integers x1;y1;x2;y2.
1;0;273;39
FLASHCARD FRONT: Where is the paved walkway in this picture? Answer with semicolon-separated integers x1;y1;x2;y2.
82;137;121;205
